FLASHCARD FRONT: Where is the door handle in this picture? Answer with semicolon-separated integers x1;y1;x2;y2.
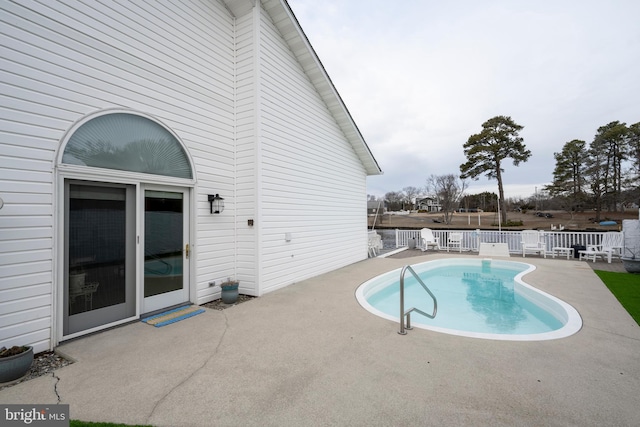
185;243;190;259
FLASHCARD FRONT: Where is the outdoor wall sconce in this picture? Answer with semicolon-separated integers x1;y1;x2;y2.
208;194;224;214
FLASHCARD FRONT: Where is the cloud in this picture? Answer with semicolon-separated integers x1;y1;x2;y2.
289;0;640;199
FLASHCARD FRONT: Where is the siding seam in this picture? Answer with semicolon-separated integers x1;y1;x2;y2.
233;12;238;282
254;4;263;296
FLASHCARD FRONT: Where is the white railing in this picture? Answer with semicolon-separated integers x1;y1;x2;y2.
395;229;612;254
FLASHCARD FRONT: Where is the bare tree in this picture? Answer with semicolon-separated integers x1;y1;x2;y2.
402;186;421;210
426;174;468;224
384;191;405;212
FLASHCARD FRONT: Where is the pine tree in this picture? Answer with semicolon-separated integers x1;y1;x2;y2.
460;116;531;224
545;139;588;217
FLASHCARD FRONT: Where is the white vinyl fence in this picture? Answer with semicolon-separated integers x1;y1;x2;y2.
394;229;613;255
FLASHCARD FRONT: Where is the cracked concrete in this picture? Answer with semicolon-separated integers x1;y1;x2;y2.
52;372;62;404
1;254;639;426
145;311;229;424
2;372;61;403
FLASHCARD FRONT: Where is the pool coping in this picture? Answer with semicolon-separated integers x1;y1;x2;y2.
355;257;583;341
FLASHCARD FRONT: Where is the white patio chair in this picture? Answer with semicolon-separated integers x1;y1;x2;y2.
447;232;463;253
581;232;623;263
420;228;440;251
579;246;601;262
521;230;546;258
367;231;383;257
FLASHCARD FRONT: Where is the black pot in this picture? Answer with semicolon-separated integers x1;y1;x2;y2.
0;346;33;383
571;245;586;259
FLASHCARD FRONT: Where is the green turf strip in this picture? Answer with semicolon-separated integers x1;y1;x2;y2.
594;270;640;326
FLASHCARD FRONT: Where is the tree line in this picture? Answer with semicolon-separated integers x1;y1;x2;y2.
371;116;639;224
545;121;640;221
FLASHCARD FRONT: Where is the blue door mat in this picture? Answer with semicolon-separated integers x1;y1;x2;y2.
141;305;205;327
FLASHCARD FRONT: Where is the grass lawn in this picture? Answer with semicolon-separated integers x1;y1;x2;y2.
594;270;640;325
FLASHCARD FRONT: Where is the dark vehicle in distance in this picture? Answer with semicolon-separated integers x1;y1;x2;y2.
535;212;553;218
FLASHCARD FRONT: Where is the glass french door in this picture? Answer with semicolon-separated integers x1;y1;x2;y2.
64;182;136;335
142;187;190;314
64;182;190;335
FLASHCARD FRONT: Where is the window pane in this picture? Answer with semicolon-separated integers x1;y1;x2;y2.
144;191;184;297
69;185;127;315
63;113;192;179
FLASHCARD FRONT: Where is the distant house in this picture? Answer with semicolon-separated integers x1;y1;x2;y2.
416;197;442;212
367;200;385;215
0;0;381;352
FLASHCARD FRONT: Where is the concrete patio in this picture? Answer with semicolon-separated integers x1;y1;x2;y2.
2;254;639;426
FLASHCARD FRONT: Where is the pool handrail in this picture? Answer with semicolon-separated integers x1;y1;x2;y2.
399;265;437;335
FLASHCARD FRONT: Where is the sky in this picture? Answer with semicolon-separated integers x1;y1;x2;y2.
287;0;640;200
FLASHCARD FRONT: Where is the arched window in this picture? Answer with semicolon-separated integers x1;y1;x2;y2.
62;113;193;179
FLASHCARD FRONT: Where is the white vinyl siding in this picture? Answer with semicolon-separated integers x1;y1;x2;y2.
234;11;259;295
2;0;378;350
0;0;237;351
256;9;367;294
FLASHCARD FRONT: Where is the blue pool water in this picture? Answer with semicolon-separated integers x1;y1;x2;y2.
356;259;582;341
144;256;183;277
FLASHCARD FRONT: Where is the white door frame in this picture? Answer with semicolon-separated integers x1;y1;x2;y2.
140;185;191;314
55;170;195;344
54;108;198;346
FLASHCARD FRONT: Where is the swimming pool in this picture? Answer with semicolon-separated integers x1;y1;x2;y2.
144;256;183;277
355;258;582;341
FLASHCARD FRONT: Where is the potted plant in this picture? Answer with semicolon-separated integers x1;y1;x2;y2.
220;278;239;304
0;345;33;383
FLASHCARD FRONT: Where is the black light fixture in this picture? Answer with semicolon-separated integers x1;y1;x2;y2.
208;194;224;214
